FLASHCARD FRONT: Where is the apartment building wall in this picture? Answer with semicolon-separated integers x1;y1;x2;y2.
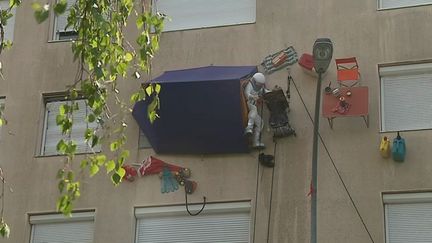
0;0;432;242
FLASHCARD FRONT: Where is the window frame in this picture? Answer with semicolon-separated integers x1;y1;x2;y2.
52;0;78;41
378;0;432;10
134;201;251;243
0;0;16;41
383;192;432;243
40;95;100;156
379;61;432;132
153;0;256;32
29;211;95;243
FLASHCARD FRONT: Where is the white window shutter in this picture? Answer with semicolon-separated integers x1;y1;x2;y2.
43;99;99;155
31;221;94;243
385;203;432;243
44;100;66;155
380;63;432;132
0;1;15;41
155;0;256;32
30;212;95;243
379;0;432;9
135;202;251;243
381;74;432;131
55;0;76;38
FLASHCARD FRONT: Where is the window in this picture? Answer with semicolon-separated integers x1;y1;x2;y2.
54;0;77;40
135;201;251;243
138;130;151;149
30;211;95;243
379;63;432;132
383;192;432;243
378;0;432;10
154;0;256;32
41;98;100;156
0;0;16;41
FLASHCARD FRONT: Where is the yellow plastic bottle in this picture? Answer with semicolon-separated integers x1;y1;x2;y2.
380;136;391;158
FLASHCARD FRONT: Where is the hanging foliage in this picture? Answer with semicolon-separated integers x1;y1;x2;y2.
0;0;167;231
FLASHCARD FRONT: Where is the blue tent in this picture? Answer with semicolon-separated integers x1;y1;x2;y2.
132;66;258;154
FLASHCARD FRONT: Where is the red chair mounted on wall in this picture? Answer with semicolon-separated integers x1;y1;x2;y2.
335;57;360;87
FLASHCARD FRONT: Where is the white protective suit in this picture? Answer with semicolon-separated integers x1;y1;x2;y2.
244;73;268;148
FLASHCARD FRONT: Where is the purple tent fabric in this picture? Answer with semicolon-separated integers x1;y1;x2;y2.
132;66;257;154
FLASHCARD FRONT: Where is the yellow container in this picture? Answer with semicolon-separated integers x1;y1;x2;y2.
380;136;391;158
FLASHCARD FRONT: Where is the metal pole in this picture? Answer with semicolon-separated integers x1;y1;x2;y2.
311;72;323;243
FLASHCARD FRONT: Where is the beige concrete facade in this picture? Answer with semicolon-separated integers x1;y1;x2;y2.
1;0;432;242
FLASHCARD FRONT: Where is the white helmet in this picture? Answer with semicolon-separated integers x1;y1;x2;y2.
252;73;266;85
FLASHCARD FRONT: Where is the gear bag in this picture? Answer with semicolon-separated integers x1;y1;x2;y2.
263;89;296;138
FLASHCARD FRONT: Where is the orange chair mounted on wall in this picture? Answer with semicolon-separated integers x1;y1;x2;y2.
335;57;360;87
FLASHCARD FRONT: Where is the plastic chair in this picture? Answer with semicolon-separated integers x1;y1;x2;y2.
335;57;360;87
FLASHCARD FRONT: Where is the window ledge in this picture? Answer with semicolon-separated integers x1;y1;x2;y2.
35;151;101;158
378;3;432;11
47;39;74;44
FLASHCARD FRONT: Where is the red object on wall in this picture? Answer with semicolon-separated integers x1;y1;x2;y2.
299;53;314;71
122;165;138;182
139;156;183;176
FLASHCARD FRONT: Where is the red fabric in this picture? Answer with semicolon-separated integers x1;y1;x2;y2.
139;156;183;176
299;53;314;70
122;165;138;182
308;180;314;197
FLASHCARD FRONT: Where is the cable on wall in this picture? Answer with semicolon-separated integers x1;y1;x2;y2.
289;74;375;243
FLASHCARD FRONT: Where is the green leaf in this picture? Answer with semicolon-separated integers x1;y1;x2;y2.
0;221;10;238
155;84;161;94
67;171;74;181
56;139;67;154
59;104;68;115
31;2;42;11
145;85;153;96
58;180;65;193
56;114;65;125
130;92;140;104
65;141;76;154
33;4;50;24
111;173;122;185
117;167;126;179
3;41;12;50
56;169;65;179
87;113;95;123
96;155;106;166
121;149;130;159
89;164;99;177
84;128;92;140
105;160;115;173
91;135;99;148
10;0;22;8
70;89;78;99
80;159;88;169
110;141;119;152
53;0;67;16
124;52;133;62
136;15;144;29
